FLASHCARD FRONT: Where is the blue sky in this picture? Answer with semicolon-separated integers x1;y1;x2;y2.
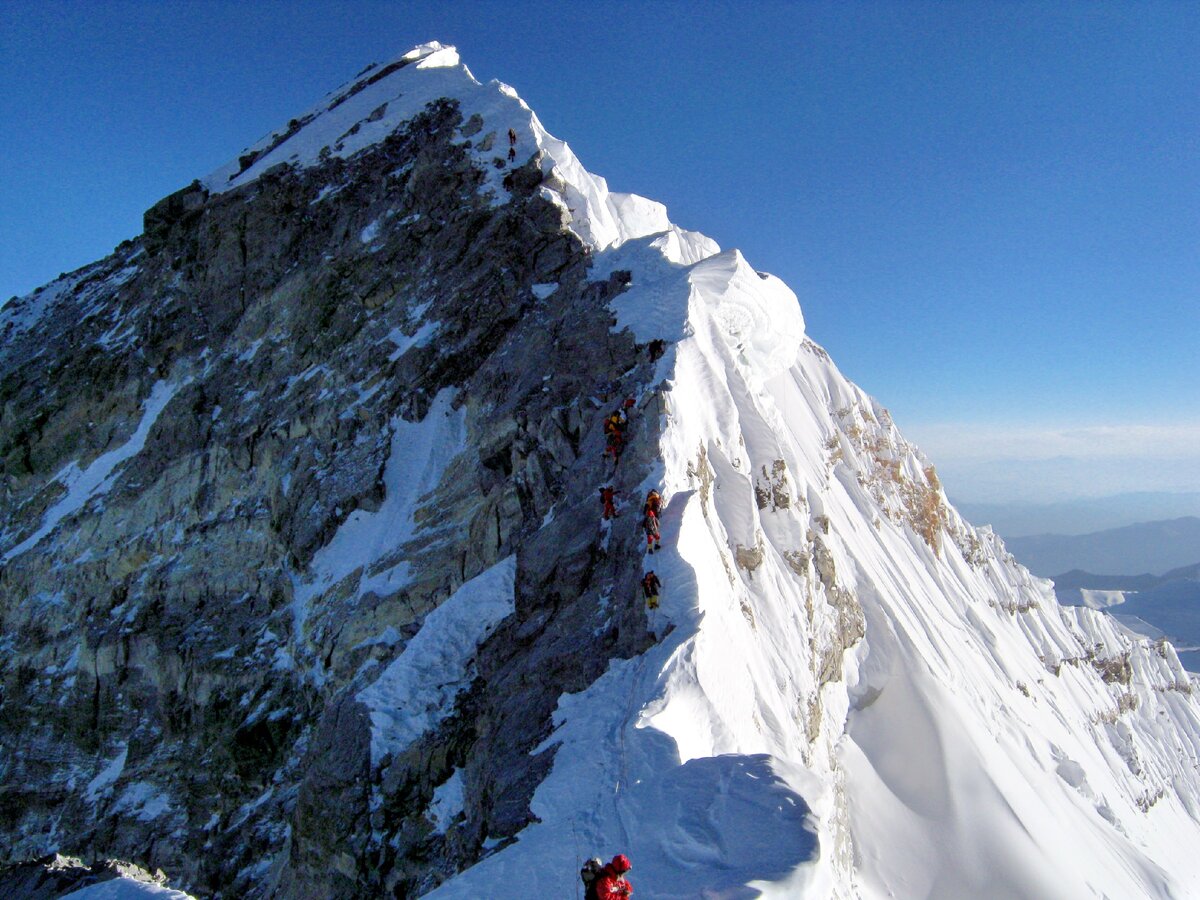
1;1;1197;519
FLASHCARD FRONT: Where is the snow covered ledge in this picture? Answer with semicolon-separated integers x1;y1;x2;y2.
687;249;806;381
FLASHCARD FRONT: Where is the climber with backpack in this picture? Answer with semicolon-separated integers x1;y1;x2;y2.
642;507;661;553
581;857;604;900
599;486;618;520
591;854;633;898
605;429;624;463
642;571;662;609
644;489;661;517
603;410;626;462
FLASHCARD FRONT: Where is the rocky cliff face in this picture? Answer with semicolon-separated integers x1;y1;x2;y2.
4;42;1200;900
1;44;667;898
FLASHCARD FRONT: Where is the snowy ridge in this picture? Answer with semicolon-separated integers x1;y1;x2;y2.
60;876;196;899
412;57;1200;895
1;253;140;348
202;41;715;261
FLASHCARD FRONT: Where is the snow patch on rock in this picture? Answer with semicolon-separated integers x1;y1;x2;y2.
2;380;180;562
428;769;466;833
84;745;128;804
293;388;465;615
358;556;516;767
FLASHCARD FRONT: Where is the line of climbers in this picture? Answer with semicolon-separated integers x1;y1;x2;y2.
641;570;661;610
581;854;633;899
577;354;675;898
597;484;666;610
597;486;661;536
641;489;661;553
641;487;662;608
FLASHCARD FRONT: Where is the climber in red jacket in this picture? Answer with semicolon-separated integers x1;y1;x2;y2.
599;486;617;520
593;854;633;898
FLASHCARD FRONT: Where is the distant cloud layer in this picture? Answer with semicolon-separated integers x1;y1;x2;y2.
907;422;1200;503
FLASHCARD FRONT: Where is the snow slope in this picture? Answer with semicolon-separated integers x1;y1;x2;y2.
59;877;195;900
358;556;516;768
266;43;1200;899
1062;581;1200;674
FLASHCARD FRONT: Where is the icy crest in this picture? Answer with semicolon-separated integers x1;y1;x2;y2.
203;42;715;262
689;250;806;380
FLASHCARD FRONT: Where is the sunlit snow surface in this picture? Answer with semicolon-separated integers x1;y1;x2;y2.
58;877;195;899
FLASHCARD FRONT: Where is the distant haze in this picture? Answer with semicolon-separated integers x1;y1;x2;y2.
955;492;1200;538
910;422;1200;536
1003;517;1200;577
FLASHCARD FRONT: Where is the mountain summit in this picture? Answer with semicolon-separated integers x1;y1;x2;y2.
3;43;1199;898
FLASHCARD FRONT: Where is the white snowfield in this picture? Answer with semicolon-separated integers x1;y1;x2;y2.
58;875;196;899
90;42;1200;899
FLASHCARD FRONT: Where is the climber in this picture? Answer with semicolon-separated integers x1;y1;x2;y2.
644;489;662;517
642;507;661;553
593;854;634;898
581;857;604;900
605;429;624;462
602;407;627;462
599;486;618;520
642;570;662;609
508;145;517;163
623;396;636;411
508;127;517;146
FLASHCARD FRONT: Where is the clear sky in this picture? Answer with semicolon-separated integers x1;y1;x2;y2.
2;1;1197;521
